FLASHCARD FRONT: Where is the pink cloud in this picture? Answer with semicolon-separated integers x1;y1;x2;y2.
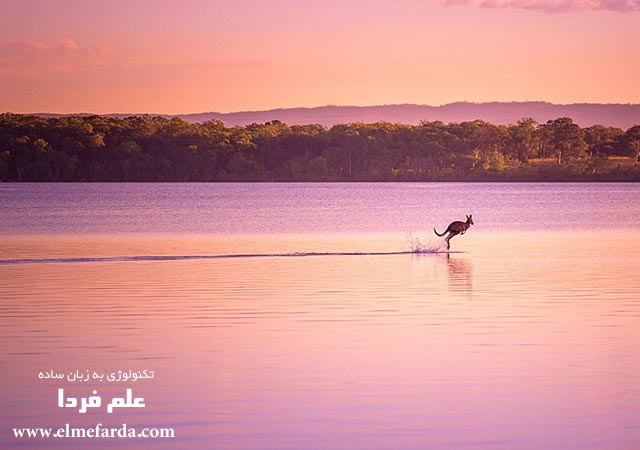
58;38;80;50
440;0;640;13
0;38;111;75
0;37;265;76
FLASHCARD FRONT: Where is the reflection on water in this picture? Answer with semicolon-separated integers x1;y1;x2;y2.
446;255;473;293
1;183;640;449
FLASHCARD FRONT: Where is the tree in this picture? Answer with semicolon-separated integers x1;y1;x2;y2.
482;150;505;172
0;113;637;181
508;118;538;162
541;117;587;164
0;150;10;180
584;125;623;157
618;125;640;166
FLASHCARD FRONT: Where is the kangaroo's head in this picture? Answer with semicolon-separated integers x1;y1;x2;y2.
466;214;474;226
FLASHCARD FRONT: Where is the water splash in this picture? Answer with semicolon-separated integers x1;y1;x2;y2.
407;234;448;253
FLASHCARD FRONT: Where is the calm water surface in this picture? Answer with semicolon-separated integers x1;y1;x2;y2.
1;183;640;449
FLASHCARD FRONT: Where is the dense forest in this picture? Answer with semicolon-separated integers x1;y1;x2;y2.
1;113;639;182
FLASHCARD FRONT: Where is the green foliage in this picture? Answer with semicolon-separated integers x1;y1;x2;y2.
0;113;638;182
482;150;505;172
507;118;538;162
584;125;623;157
540;117;587;164
617;125;640;164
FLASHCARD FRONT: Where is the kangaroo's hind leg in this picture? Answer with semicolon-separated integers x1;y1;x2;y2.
445;231;459;250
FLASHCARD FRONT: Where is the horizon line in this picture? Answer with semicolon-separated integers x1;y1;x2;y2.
6;100;640;118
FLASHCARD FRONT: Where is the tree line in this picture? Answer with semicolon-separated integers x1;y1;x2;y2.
1;113;639;182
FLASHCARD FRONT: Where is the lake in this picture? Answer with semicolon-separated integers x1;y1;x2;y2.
1;183;640;449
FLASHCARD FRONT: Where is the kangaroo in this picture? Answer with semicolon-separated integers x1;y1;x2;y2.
434;215;474;250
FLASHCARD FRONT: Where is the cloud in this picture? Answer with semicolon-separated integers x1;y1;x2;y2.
440;0;640;13
0;38;111;75
0;37;266;76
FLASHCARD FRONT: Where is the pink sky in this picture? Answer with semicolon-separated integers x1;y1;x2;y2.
0;0;639;114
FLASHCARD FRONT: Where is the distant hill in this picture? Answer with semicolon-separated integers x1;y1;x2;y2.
30;102;640;129
178;102;640;129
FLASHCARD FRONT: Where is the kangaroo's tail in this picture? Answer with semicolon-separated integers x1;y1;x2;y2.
434;227;446;237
